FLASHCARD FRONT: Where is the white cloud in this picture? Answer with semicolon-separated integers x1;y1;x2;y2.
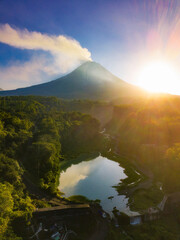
0;24;92;90
0;55;55;89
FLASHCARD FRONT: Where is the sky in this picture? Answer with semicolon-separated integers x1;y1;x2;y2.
0;0;180;93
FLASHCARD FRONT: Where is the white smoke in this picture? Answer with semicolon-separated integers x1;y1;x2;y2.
0;24;92;90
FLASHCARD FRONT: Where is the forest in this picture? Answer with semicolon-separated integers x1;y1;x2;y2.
1;95;180;239
0;96;103;239
106;95;180;192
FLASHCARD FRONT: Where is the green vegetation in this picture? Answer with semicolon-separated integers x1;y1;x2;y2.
102;152;145;192
164;143;180;191
128;185;163;212
68;195;101;205
68;195;90;203
106;225;127;240
59;152;99;173
124;216;180;240
106;95;180;192
0;156;34;239
106;214;180;240
0;96;103;239
1;94;180;239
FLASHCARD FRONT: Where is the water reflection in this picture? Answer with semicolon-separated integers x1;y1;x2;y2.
59;155;137;216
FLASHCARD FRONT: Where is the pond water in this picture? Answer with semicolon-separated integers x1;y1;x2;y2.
59;155;138;216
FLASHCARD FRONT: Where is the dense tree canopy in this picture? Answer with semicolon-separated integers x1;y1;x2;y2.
106;96;180;192
0;96;103;239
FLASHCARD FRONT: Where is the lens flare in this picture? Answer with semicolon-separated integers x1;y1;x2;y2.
137;60;179;94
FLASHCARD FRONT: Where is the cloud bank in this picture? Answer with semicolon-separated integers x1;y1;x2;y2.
0;24;92;90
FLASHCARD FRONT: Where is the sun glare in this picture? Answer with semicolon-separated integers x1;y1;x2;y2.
137;61;179;94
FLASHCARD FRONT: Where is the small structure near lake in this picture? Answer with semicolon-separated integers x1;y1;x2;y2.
129;207;160;225
130;215;142;225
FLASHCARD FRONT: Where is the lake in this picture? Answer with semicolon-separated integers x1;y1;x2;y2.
59;155;138;216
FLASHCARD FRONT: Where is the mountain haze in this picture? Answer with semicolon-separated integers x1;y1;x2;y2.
0;61;145;100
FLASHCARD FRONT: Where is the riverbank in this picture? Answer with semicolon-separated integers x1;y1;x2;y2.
26;148;164;216
59;152;99;173
26;150;180;239
102;151;147;194
101;151;166;214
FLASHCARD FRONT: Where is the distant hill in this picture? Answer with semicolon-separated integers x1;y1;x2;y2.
0;61;145;100
0;88;3;91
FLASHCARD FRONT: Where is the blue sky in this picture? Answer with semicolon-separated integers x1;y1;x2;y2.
0;0;180;91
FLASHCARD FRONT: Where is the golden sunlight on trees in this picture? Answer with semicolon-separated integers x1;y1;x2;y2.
0;183;14;235
164;144;180;191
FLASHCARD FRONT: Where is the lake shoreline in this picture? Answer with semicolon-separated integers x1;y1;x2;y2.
58;151;140;216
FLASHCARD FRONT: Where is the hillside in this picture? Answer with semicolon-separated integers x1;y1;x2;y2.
0;61;145;100
0;96;104;239
106;95;180;192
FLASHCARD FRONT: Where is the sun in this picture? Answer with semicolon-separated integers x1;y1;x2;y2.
137;60;179;94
